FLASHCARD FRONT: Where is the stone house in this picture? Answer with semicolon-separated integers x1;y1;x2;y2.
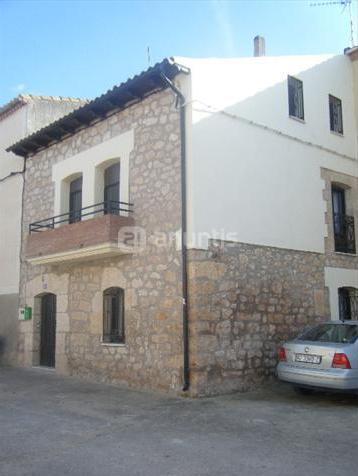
7;42;358;396
0;94;86;365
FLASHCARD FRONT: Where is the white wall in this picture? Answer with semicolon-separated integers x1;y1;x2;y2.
325;267;358;320
0;174;23;294
0;97;87;296
0;107;27;295
351;58;358;138
176;54;358;252
0;107;27;178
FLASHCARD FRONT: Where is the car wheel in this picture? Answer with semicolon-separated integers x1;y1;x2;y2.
293;386;314;395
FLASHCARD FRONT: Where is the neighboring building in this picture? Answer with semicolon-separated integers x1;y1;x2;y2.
7;42;358;396
0;95;87;365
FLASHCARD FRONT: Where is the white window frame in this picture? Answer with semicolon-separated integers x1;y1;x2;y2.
52;130;133;220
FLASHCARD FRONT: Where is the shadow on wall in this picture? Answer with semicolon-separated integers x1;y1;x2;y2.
0;336;5;358
0;294;20;366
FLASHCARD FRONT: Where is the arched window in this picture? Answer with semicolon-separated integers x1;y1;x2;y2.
338;287;358;321
103;287;124;343
104;163;120;215
69;176;83;223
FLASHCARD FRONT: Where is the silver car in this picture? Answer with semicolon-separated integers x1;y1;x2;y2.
277;321;358;394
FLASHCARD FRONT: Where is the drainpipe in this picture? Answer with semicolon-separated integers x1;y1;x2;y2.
159;68;190;392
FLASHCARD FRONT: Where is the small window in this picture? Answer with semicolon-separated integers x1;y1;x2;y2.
329;95;343;134
103;287;124;344
288;76;304;120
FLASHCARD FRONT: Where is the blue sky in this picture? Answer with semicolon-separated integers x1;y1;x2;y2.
0;0;357;105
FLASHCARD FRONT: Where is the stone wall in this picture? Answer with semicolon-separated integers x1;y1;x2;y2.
188;241;329;396
19;89;184;393
17;88;357;397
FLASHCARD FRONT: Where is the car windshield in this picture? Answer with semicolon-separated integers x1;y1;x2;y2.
297;324;358;344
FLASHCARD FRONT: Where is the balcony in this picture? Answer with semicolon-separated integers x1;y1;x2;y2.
26;201;135;265
333;213;356;254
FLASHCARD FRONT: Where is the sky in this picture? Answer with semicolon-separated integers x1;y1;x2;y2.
0;0;357;105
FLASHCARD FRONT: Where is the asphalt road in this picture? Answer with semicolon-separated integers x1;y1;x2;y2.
0;367;357;476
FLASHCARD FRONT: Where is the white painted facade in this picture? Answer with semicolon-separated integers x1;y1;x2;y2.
174;53;358;319
0;106;28;296
0;96;86;296
176;54;357;251
0;95;87;364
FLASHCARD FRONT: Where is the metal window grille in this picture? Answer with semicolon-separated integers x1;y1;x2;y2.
329;95;343;134
103;287;125;343
332;186;356;254
288;76;304;120
339;288;358;321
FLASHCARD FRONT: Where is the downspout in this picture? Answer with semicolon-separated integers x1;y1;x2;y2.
159;68;190;392
19;158;27;300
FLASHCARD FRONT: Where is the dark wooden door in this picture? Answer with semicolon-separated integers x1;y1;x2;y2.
40;294;56;367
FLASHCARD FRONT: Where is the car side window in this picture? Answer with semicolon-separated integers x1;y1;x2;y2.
298;324;358;343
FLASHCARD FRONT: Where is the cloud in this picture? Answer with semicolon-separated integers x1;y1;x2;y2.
210;0;236;56
11;83;26;93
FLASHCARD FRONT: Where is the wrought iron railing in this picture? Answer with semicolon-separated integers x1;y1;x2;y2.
29;200;133;234
333;213;356;254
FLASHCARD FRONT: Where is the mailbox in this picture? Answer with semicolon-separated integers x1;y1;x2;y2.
19;306;32;321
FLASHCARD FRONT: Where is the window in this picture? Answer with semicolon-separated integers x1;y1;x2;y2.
332;185;356;254
329;95;343;134
104;163;120;215
288;76;304;120
69;176;82;224
297;323;358;344
332;186;346;237
103;287;124;343
339;287;358;321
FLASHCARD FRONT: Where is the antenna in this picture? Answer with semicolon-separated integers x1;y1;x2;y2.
147;46;151;67
310;0;356;47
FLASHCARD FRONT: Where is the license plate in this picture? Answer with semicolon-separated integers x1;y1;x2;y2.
295;353;321;364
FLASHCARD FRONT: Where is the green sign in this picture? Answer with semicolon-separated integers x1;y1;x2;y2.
24;306;32;320
19;306;32;321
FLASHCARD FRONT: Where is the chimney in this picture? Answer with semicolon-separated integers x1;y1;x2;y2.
254;36;265;57
344;46;358;62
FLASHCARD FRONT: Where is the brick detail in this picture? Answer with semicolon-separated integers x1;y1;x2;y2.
26;214;135;258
